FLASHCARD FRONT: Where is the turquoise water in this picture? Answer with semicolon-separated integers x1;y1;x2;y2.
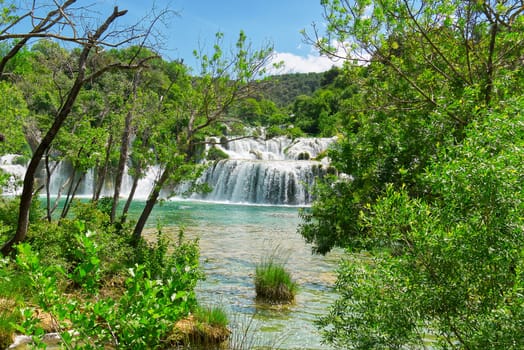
127;200;340;350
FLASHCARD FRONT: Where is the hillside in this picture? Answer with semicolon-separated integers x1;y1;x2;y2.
258;72;324;107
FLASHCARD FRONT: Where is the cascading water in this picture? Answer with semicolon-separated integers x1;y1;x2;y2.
1;136;335;206
45;162;162;200
187;136;335;205
0;155;27;195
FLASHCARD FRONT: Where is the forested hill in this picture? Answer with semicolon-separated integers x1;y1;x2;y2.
258;72;324;107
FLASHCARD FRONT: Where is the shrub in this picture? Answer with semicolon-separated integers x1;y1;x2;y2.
0;301;20;350
13;230;204;349
0;257;24;349
206;146;229;161
255;257;297;304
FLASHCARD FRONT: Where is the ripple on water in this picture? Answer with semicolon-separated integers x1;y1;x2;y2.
142;201;340;350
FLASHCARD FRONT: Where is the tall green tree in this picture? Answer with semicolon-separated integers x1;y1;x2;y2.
319;96;524;349
131;31;273;242
301;0;524;252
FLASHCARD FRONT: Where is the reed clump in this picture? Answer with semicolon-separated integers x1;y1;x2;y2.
170;305;231;348
255;257;297;304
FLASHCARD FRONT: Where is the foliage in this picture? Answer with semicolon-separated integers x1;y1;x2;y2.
0;196;44;245
11;225;203;349
317;97;524;349
301;0;524;249
299;0;524;348
259;72;324;107
299;176;360;254
206;145;229;161
0;81;30;155
132;229;204;289
0;256;25;349
26;202;131;276
255;256;297;304
0;189;204;349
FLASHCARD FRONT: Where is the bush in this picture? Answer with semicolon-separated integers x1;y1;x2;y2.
0;300;20;350
206;146;229;161
255;257;297;304
12;229;204;349
0;257;25;349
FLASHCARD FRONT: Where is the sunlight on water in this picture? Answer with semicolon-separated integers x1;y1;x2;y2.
129;200;340;350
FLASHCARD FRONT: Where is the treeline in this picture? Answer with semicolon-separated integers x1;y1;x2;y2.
228;66;348;138
259;71;324;107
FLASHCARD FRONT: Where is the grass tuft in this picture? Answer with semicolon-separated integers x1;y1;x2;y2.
255;258;297;304
194;305;229;328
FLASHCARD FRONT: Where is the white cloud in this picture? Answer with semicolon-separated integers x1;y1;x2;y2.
267;51;344;75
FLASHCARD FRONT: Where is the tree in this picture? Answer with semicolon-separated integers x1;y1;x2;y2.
109;47;173;223
299;0;524;347
0;81;29;155
300;0;524;252
309;0;524;110
131;31;273;242
318;96;524;349
0;4;156;255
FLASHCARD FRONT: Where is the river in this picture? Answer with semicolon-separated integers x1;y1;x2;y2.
127;200;340;350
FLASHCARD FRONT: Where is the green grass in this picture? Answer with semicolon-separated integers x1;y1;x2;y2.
255;259;297;303
194;305;229;327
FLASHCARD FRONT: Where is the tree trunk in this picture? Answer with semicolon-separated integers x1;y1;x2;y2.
131;166;171;244
111;72;140;222
121;166;141;223
93;134;113;202
110;110;133;222
46;158;72;222
60;166;78;219
45;152;54;222
60;171;85;219
0;7;128;256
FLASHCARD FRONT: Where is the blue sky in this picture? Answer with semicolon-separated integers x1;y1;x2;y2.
99;0;342;73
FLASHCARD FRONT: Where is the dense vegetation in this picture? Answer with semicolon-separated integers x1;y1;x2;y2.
259;72;324;107
299;0;524;348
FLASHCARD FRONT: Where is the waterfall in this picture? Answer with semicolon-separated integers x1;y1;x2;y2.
46;161;161;200
186;136;335;205
0;155;27;195
1;136;335;206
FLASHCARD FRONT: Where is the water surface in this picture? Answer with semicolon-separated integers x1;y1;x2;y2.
129;200;340;350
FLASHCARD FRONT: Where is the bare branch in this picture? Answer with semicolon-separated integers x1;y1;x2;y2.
0;0;77;75
83;55;158;83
